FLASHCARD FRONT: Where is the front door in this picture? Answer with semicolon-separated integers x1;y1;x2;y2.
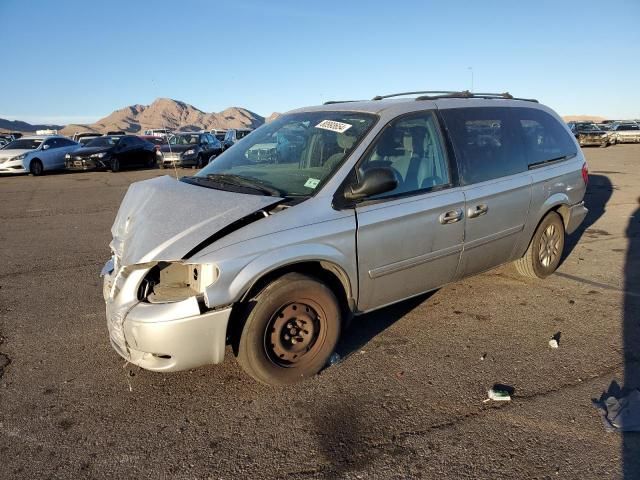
354;111;464;312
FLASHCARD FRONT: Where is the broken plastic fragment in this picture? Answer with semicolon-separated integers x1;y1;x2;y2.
327;352;341;366
485;383;515;402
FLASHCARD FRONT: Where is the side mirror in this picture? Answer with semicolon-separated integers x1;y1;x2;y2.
344;167;398;201
42;144;50;150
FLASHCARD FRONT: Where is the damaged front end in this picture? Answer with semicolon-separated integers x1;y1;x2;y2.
102;257;231;371
101;175;283;371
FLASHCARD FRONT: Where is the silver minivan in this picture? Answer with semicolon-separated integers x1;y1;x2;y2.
102;91;588;385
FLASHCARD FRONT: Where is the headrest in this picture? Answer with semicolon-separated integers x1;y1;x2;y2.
337;132;356;150
375;129;403;157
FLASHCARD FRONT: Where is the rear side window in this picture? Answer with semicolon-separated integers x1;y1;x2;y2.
440;107;526;184
511;108;577;167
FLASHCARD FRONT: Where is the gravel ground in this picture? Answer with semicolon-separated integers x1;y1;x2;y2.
1;146;639;479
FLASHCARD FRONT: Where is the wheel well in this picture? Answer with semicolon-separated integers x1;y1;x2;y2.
553;204;570;229
226;261;354;355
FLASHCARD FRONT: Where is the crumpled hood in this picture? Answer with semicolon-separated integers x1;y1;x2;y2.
111;175;282;266
0;149;32;161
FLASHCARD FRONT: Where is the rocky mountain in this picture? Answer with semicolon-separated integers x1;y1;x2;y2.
60;98;265;136
0;118;63;133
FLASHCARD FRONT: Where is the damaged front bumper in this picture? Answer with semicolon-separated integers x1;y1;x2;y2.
102;258;231;372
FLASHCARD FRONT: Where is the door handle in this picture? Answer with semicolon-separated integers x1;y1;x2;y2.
467;204;488;219
439;208;463;224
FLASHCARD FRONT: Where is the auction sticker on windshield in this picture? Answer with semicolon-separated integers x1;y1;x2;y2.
315;120;352;133
304;178;321;189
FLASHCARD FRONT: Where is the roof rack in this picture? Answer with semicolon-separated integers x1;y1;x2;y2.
323;100;363;105
370;90;538;103
371;91;458;101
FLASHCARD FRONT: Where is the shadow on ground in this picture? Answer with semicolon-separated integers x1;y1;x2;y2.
336;292;434;359
623;198;640;478
563;174;613;261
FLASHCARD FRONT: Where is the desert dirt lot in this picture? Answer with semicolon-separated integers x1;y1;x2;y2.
1;146;639;479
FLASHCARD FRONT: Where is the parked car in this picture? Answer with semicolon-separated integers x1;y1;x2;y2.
157;132;222;168
0;138;10;148
611;123;640;143
0;135;79;175
567;121;611;147
139;135;168;147
222;128;253;150
210;129;227;142
73;132;103;146
102;91;588;385
143;128;172;137
65;135;156;172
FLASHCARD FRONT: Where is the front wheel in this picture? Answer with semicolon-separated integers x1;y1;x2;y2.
236;273;341;385
29;159;44;176
514;211;565;279
110;157;120;172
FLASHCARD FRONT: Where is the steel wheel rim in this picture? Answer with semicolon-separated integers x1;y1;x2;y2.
265;300;326;368
539;223;561;267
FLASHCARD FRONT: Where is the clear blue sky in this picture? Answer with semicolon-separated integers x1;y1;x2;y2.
1;0;638;124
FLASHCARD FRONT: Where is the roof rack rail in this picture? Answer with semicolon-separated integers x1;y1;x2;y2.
370;90;538;103
414;90;538;103
371;91;457;101
323;100;362;105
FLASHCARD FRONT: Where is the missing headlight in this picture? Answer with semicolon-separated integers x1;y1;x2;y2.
138;262;219;303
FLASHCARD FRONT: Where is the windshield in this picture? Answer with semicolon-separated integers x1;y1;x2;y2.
79;136;100;145
85;136;119;148
4;138;42;150
237;130;251;139
170;134;200;145
577;123;600;131
195;111;377;197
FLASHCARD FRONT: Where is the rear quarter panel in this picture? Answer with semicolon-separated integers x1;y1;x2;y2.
514;154;587;258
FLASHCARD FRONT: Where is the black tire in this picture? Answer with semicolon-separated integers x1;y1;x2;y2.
146;153;157;168
110;157;120;172
196;154;204;169
514;211;565;279
29;159;44;176
236;273;341;385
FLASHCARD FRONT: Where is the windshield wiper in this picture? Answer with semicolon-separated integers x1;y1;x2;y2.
202;173;283;196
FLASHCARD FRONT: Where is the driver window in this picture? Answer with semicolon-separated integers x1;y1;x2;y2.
359;111;450;198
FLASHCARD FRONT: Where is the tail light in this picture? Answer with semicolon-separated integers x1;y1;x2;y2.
582;162;589;186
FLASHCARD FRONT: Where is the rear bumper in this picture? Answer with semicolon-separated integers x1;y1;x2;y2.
566;201;588;235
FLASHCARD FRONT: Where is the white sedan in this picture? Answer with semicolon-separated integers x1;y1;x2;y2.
0;135;80;175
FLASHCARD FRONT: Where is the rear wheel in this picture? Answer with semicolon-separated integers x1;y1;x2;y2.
514;211;565;279
236;273;341;385
29;159;44;176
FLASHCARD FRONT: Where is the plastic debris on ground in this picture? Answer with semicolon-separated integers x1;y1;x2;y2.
593;382;640;432
484;383;515;403
548;332;561;349
327;352;341;366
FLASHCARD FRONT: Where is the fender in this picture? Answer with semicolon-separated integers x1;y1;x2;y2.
514;192;571;259
204;243;356;308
